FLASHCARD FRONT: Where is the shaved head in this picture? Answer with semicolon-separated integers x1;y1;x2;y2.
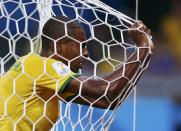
41;16;83;55
40;16;88;73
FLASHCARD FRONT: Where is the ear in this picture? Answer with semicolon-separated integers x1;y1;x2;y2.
56;41;63;54
48;43;55;55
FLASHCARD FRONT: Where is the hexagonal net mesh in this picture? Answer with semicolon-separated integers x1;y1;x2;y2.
0;0;152;131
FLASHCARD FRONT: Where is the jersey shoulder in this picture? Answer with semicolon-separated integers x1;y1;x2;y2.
23;53;75;79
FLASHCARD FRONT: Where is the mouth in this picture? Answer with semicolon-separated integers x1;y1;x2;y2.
79;62;83;68
79;60;84;68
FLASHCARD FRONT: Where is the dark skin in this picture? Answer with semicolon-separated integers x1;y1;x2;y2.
44;21;153;110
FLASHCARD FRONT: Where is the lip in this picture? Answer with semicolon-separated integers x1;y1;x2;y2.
79;62;83;66
79;64;82;69
79;60;84;68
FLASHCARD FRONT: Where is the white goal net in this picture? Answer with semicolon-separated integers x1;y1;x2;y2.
0;0;152;131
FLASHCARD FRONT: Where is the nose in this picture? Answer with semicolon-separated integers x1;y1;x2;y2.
82;47;89;58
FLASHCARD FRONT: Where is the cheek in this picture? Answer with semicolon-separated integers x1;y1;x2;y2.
65;45;80;60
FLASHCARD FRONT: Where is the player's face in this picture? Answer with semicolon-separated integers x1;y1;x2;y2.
57;29;89;72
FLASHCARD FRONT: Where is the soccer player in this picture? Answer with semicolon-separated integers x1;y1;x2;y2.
0;16;153;131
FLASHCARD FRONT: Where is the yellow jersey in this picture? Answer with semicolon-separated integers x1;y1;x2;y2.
0;53;78;131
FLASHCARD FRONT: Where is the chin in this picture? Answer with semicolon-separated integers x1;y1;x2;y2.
75;68;82;73
70;68;79;73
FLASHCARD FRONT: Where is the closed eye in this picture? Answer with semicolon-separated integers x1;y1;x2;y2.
82;43;87;49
